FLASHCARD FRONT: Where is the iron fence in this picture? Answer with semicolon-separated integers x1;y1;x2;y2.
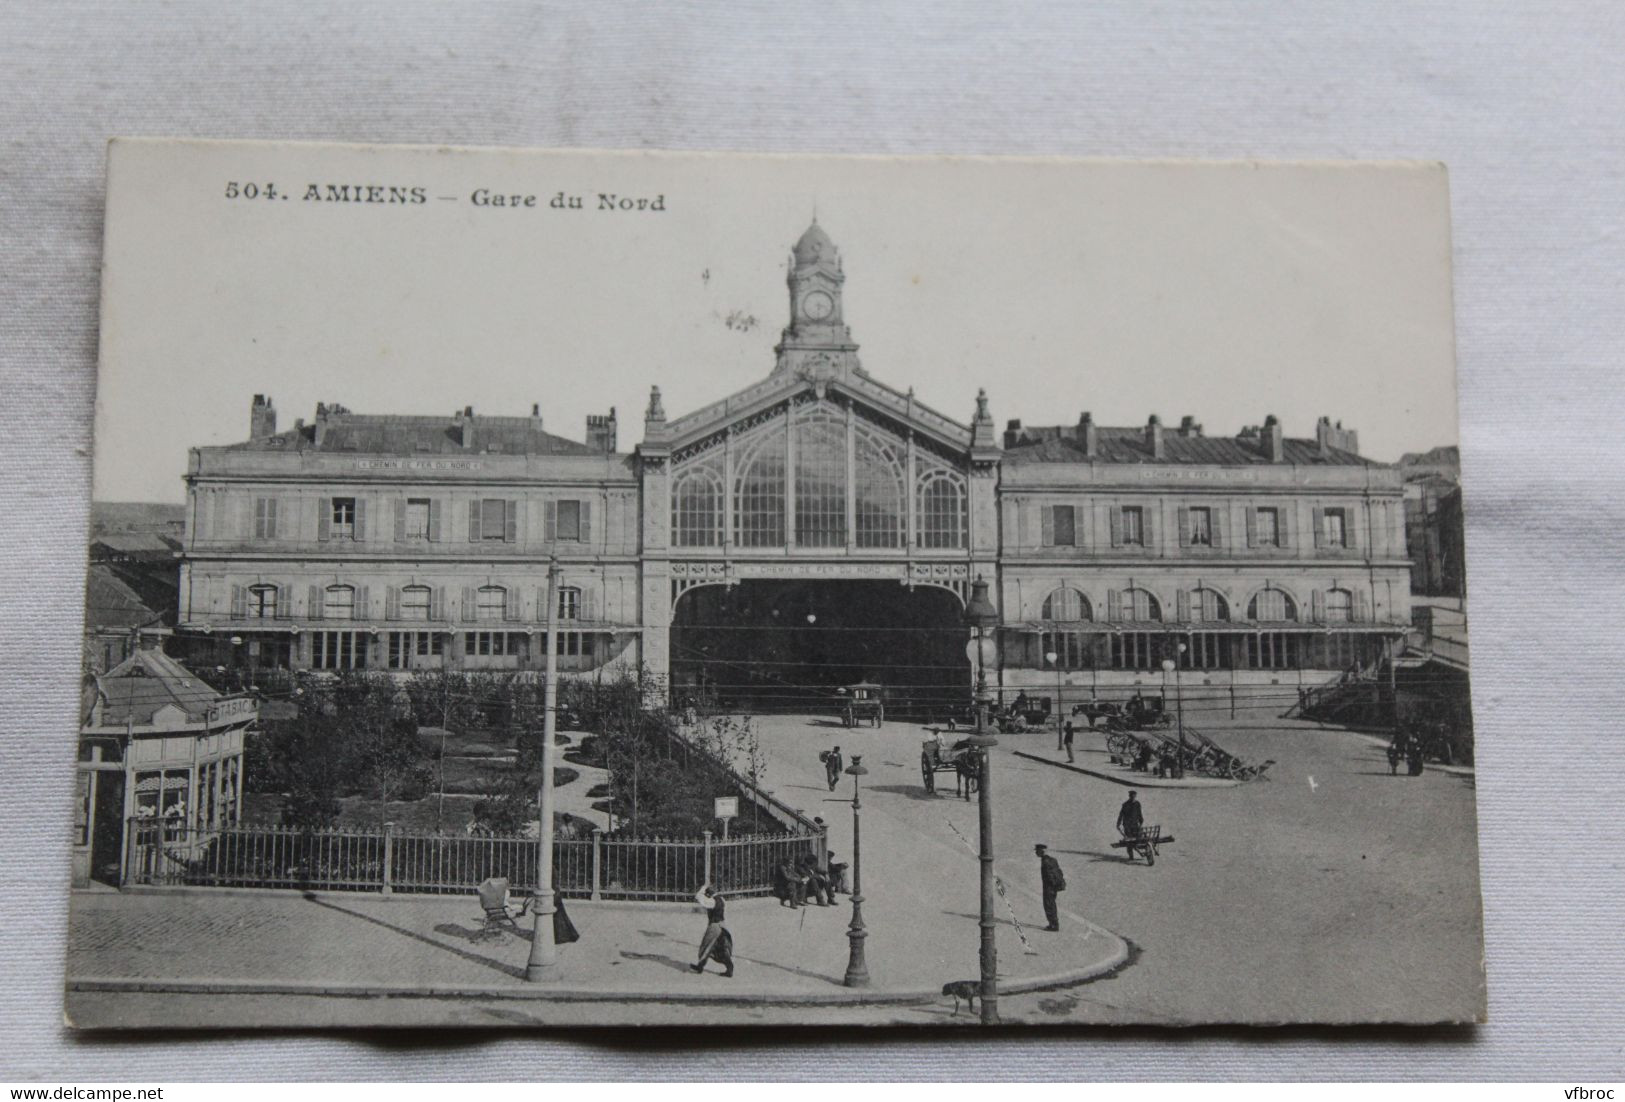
124;819;819;900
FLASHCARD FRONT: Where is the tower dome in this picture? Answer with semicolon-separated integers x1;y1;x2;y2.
792;220;836;268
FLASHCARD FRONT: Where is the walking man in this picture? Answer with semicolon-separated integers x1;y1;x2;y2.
1116;789;1144;844
1062;719;1077;763
690;884;734;977
824;745;844;791
1035;843;1066;931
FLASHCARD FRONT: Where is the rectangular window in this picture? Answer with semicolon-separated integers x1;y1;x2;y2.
1047;505;1076;547
312;630;366;670
480;499;508;541
404;498;431;540
1246;632;1298;670
1040;631;1090;670
1182;632;1229;669
387;631;443;669
475;587;507;622
1189;507;1212;546
330;498;356;540
324;586;355;621
1121;506;1145;546
557;588;580;620
1256;507;1280;547
248;586;278;620
253;497;279;540
463;631;515;658
1110;632;1160;670
1324;508;1348;548
556;500;581;542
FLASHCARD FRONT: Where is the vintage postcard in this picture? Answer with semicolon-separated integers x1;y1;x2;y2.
69;139;1483;1028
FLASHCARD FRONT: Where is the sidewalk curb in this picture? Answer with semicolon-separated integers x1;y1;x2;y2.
1011;751;1241;789
1348;732;1476;777
64;936;1131;1008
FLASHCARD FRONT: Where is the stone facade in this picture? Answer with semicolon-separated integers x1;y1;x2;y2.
177;223;1411;702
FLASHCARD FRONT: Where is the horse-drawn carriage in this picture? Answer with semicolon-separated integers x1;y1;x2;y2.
839;681;885;728
1105;724;1275;782
921;730;982;797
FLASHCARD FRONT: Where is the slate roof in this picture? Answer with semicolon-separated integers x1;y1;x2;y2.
234;412;603;457
1002;425;1374;466
85;649;223;727
90;533;182;560
85;563;176;633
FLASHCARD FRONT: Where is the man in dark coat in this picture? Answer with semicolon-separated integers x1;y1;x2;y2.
1116;790;1144;840
824;745;844;791
1035;843;1066;931
1062;719;1077;763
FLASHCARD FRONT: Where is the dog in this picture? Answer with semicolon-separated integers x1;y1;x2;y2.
942;980;980;1016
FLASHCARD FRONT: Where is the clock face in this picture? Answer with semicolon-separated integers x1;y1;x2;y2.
802;290;834;321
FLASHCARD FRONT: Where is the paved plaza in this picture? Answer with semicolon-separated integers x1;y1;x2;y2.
66;710;1483;1028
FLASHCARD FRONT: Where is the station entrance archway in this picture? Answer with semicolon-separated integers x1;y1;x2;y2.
670;580;970;719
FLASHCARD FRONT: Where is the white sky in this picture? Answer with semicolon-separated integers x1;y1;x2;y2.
95;142;1458;503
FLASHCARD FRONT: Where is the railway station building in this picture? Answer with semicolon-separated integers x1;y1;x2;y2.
176;222;1412;716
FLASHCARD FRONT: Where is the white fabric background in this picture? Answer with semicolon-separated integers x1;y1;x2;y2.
2;0;1622;1081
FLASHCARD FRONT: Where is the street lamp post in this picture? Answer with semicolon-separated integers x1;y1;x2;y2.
525;557;563;982
962;575;1001;1026
1045;649;1062;750
842;754;870;988
1159;641;1189;779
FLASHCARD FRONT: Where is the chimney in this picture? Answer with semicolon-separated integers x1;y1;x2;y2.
1178;414;1202;437
530;402;543;428
586;407;619;452
454;405;475;449
1145;414;1164;459
1004;418;1023;450
1316;415;1333;456
250;394;277;439
1263;414;1285;462
1077;411;1098;457
313;401;329;446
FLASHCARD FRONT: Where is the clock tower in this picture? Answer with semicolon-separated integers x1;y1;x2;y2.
773;219;863;378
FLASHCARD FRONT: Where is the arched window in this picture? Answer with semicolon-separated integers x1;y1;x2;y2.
1187;587;1229;622
1248;587;1298;622
475;585;507;622
1324;587;1354;623
733;434;786;548
324;584;355;621
794;410;847;547
1112;587;1162;621
918;470;966;549
247;584;278;620
672;466;723;547
1041;587;1092;622
854;427;905;548
399;585;432;622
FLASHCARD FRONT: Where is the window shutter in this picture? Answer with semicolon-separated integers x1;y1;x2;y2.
1354;589;1370;623
542;500;557;542
1311;589;1326;622
318;500;331;541
230;584;246;619
1176;589;1191;622
505;587;521;621
358;585;371;621
253;497;266;538
1040;506;1054;547
1280;508;1294;550
276;584;292;619
1245;508;1258;548
1108;507;1123;548
1312;507;1326;548
461;586;477;622
582;587;597;621
385;586;400;621
270;497;281;538
1106;589;1121;621
468;500;481;542
394;498;407;542
538;586;550;623
1346;508;1360;550
1145;507;1157;550
429;498;442;542
1177;509;1191;547
309;585;323;620
580;500;592;544
1212;510;1224;548
504;499;518;543
432;586;446;621
353;498;367;541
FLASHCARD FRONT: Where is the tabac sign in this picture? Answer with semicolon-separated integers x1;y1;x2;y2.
207;697;258;726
